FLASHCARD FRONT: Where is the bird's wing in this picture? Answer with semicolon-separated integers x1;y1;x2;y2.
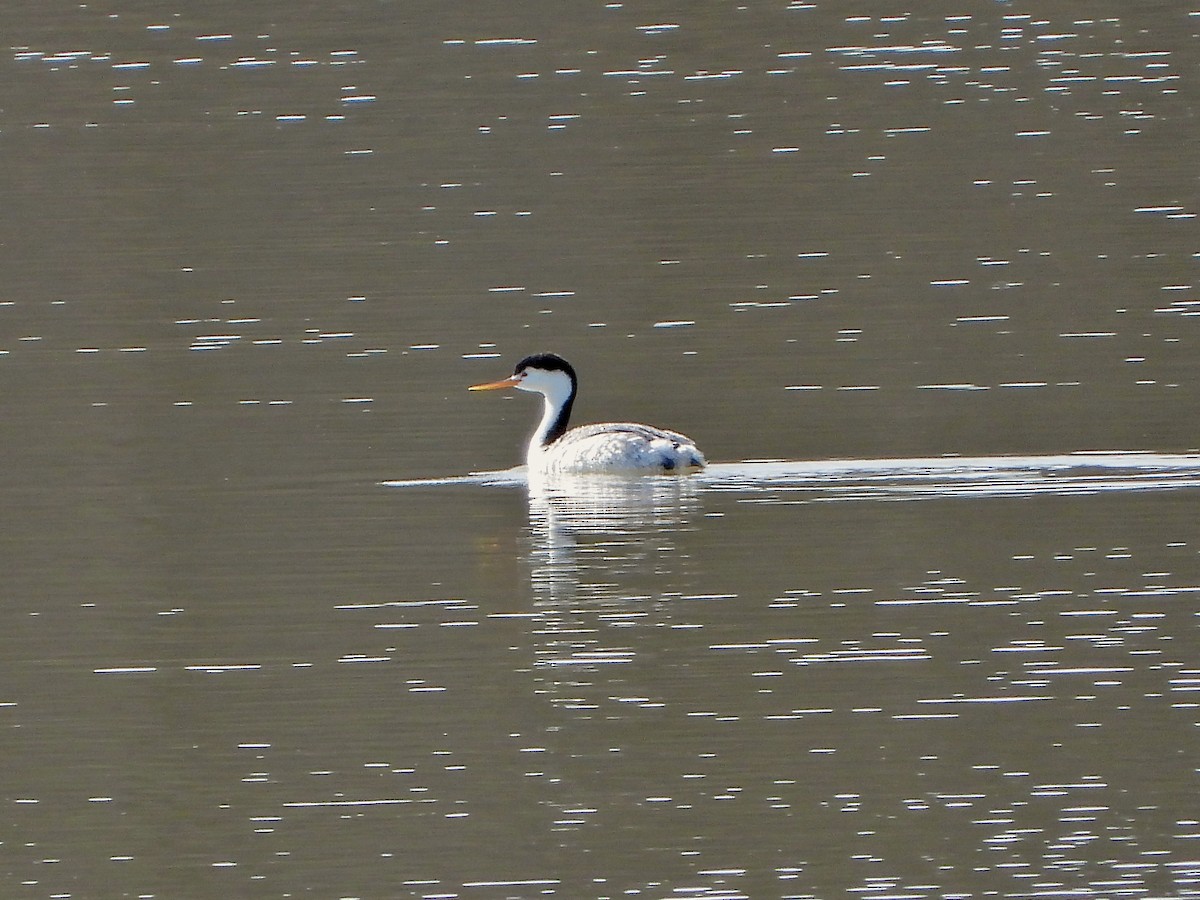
556;422;694;448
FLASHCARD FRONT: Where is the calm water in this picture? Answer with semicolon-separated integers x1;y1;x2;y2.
2;2;1197;898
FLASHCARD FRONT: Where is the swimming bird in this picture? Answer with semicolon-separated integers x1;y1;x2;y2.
469;352;706;474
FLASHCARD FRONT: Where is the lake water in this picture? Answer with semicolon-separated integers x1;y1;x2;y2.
2;2;1197;898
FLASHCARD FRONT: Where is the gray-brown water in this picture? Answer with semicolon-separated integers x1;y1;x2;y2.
2;2;1197;898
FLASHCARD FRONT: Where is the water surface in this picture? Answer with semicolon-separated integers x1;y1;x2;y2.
2;1;1198;898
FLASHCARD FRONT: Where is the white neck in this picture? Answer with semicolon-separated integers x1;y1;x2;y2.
520;371;575;465
527;394;562;464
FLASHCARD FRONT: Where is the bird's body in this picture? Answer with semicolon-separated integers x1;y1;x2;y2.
529;421;704;473
470;352;706;474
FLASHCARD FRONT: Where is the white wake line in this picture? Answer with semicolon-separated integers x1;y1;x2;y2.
383;451;1200;496
382;467;527;488
699;452;1200;489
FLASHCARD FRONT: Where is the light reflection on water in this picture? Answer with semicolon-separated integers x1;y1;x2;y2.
5;475;1196;895
376;456;1200;897
4;0;1200;895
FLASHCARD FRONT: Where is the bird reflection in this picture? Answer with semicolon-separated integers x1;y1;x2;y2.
522;472;701;675
526;472;700;600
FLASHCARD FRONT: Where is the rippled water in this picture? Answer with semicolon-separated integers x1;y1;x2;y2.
386;460;1200;898
2;1;1198;898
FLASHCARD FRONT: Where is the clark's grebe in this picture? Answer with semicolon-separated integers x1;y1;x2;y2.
469;352;706;474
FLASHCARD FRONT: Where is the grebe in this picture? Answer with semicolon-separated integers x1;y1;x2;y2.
469;352;706;474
